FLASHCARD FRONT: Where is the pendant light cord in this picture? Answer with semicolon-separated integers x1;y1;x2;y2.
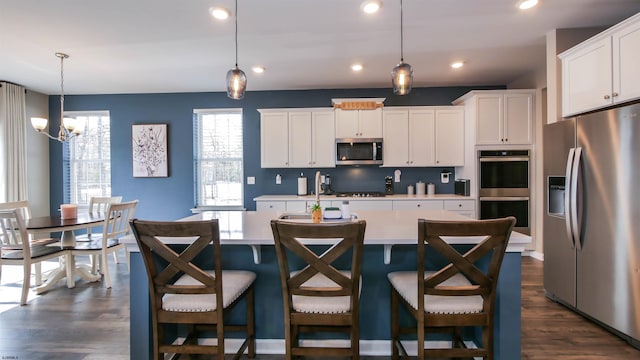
400;0;404;62
59;54;65;123
234;0;239;67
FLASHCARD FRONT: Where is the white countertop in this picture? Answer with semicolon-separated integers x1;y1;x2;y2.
122;209;529;256
254;194;475;201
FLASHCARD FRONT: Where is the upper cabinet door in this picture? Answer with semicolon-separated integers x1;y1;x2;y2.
311;111;336;168
504;93;533;145
561;37;613;117
288;112;312;168
613;18;640;105
434;109;464;166
335;109;360;138
260;111;289;168
335;108;383;138
475;95;503;145
358;108;383;138
409;109;435;166
382;109;410;166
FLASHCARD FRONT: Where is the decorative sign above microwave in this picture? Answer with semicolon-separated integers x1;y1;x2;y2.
332;98;385;110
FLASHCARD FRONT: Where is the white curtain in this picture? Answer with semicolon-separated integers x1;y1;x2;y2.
0;82;28;202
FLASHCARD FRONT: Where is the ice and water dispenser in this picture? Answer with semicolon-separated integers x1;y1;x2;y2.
548;177;565;216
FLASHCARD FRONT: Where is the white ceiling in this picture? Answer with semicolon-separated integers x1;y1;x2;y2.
1;0;639;95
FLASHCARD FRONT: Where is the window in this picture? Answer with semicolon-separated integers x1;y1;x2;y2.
194;109;244;209
64;111;112;206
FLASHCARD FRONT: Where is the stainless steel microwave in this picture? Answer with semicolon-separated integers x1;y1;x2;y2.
335;138;383;165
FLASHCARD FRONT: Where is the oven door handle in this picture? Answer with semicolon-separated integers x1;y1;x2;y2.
479;157;530;162
479;196;530;201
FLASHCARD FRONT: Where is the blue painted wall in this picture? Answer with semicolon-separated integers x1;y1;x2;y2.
47;86;503;220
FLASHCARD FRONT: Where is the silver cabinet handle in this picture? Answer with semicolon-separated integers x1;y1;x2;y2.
604;94;611;99
613;92;619;97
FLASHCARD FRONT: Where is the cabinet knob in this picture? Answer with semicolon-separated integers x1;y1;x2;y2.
604;94;611;100
417;204;421;208
613;92;619;97
458;204;462;207
406;161;410;165
505;138;508;142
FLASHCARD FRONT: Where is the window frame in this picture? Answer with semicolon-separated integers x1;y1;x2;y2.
63;110;112;209
193;108;244;211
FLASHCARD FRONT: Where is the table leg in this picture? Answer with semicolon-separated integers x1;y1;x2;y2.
34;253;102;294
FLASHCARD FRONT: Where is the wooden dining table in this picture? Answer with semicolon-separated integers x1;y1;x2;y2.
26;213;105;293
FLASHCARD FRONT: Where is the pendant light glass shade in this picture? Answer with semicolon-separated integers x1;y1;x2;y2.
392;61;413;95
391;0;413;95
226;0;246;100
226;66;247;99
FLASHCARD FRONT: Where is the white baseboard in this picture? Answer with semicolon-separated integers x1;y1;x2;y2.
523;250;544;261
194;338;475;356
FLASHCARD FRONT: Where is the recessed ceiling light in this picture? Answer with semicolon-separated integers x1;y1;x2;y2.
351;64;364;72
210;6;230;20
451;61;464;69
252;66;265;74
361;0;382;14
518;0;538;10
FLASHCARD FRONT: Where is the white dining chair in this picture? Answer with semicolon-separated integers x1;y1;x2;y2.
70;200;138;288
0;200;59;286
0;209;65;305
75;196;123;267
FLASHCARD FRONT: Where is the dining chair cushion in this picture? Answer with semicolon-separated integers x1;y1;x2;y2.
388;271;483;314
162;270;256;312
1;245;63;260
291;270;361;314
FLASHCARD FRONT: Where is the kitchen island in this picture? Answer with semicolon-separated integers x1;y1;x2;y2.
124;209;530;359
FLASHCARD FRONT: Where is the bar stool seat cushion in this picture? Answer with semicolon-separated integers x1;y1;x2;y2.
162;270;256;312
291;270;361;314
388;271;483;314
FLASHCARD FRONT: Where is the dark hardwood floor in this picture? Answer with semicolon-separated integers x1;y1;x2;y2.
0;256;638;359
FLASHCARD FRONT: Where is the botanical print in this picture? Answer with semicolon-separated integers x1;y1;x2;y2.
132;124;168;177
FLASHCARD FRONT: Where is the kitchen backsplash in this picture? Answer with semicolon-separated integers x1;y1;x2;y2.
260;167;455;196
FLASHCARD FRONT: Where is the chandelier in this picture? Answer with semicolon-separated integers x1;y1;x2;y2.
30;52;83;142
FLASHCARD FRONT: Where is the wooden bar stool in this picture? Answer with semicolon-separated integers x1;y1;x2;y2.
388;217;516;360
130;218;256;360
270;219;366;360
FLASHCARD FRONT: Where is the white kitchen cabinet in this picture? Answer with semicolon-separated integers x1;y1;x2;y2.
260;111;289;167
382;107;463;167
259;108;335;168
335;108;383;138
392;200;443;210
457;91;534;146
256;201;286;211
434;108;464;166
348;200;392;211
444;199;476;219
561;13;640;117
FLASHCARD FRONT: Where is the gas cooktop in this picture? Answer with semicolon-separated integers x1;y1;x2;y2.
335;192;386;198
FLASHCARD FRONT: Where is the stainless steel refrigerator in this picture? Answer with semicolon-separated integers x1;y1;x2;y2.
543;101;640;347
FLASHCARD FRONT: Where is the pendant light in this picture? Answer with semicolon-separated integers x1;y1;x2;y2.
391;0;413;95
226;0;247;99
30;52;83;142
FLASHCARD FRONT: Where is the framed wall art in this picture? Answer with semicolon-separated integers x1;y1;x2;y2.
132;124;168;177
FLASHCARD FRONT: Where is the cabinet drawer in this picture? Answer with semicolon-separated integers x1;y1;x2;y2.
393;200;443;210
451;210;475;219
444;200;475;211
348;200;393;211
256;201;285;211
286;201;307;212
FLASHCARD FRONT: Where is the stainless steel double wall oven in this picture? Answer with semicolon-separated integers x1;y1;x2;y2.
478;150;530;235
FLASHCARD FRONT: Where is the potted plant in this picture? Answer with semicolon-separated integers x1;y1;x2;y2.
310;202;322;223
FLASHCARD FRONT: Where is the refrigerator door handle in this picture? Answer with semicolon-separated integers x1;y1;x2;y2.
564;148;576;248
571;147;583;251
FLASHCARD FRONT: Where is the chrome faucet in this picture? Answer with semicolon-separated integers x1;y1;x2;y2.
315;170;321;205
